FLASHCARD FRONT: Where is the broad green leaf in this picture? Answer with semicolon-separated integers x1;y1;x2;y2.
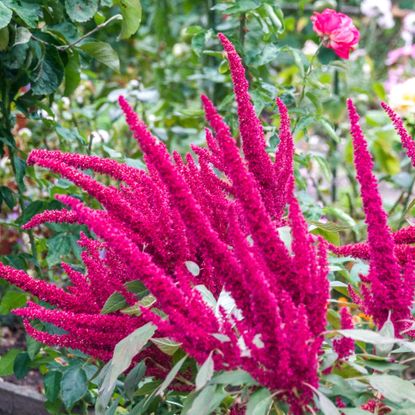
64;51;81;96
0;348;20;376
188;385;218;415
26;335;41;360
13;352;30;379
80;41;120;72
337;329;397;345
311;388;340;415
0;289;26;313
115;0;142;39
46;233;73;267
211;369;258;386
44;370;62;402
124;361;146;399
65;0;99;22
60;366;88;409
377;316;395;356
14;27;31;46
12;155;26;192
246;388;272;415
195;352;214;391
342;410;372;415
96;323;156;415
0;2;12;29
101;292;127;314
31;47;64;95
0;26;9;50
2;0;41;27
151;337;181;356
368;375;415;404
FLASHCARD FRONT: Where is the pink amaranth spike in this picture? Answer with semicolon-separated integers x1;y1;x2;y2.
381;102;415;167
333;307;355;359
218;33;278;217
347;99;415;333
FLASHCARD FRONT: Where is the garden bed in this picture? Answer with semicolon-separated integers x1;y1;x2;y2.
0;379;47;415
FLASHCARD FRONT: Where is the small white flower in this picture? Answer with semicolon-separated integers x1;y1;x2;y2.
361;0;394;29
389;77;415;115
404;12;415;34
302;40;319;55
18;128;32;139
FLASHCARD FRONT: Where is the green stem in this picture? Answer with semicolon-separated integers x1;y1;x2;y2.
292;43;322;134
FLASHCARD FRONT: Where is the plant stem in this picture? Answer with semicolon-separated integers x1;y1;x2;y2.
57;14;122;51
239;12;247;48
292;44;322;134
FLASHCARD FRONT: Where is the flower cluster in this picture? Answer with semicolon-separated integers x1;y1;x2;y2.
311;8;359;59
0;34;329;413
331;100;415;335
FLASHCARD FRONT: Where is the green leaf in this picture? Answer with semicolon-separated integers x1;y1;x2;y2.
187;385;218;415
124;361;146;399
14;27;31;46
368;375;415;404
115;0;142;39
80;41;120;72
44;370;62;402
246;388;272;415
12;155;26;192
0;186;15;209
0;2;12;30
377;316;395;356
0;26;9;50
195;352;214;391
211;369;258;386
151;337;181;356
60;366;88;409
0;348;21;376
26;335;41;360
2;0;41;27
185;261;200;276
337;329;397;345
101;292;127;314
64;51;81;96
313;389;340;415
156;355;187;397
13;352;30;379
65;0;99;22
31;47;64;95
96;323;156;415
46;233;73;267
0;289;26;314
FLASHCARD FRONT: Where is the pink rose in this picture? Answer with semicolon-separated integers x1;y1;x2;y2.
311;8;360;59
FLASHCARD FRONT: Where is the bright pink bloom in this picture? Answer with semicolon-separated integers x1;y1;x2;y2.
333;307;354;359
311;9;359;59
347;99;415;334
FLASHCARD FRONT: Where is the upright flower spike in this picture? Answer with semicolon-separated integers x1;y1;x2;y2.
218;33;279;218
333;307;355;359
347;99;415;333
381;101;415;166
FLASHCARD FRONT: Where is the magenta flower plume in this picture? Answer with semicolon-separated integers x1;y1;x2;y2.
381;101;415;167
347;99;415;334
333;307;355;359
0;34;329;412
